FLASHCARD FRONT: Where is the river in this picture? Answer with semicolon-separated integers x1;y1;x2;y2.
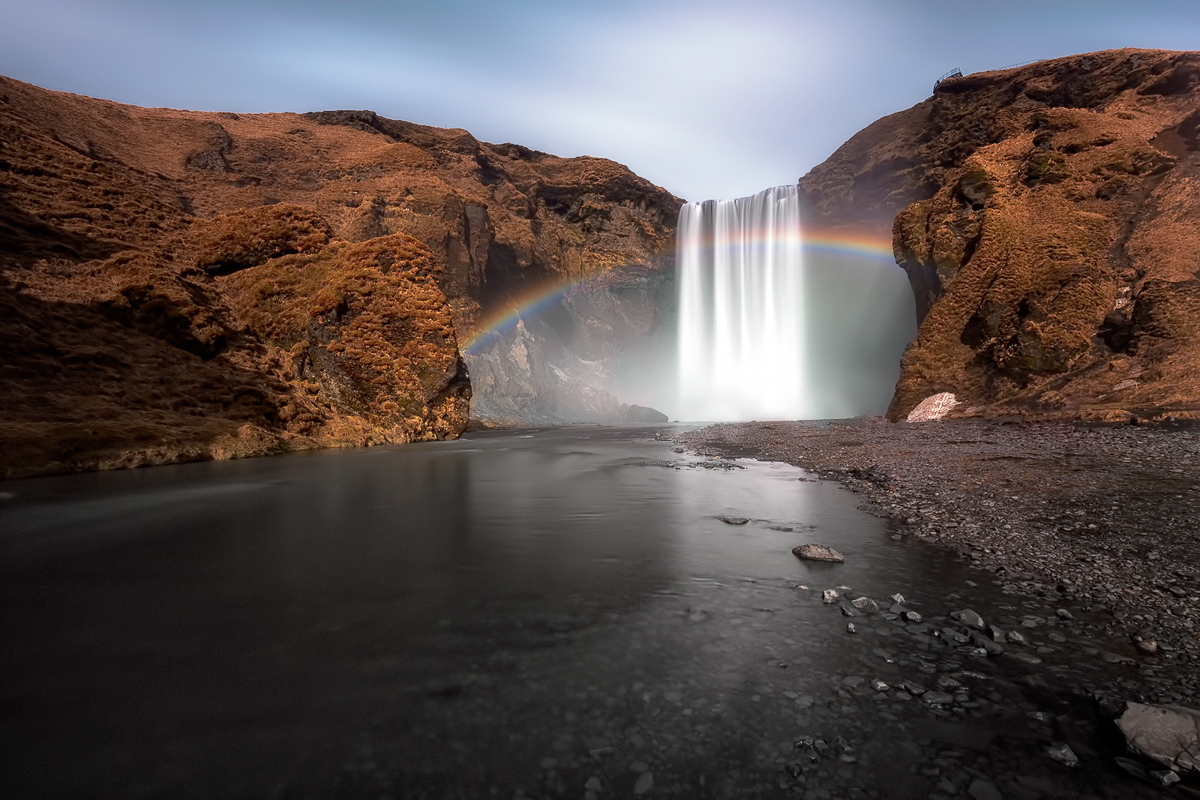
0;427;1165;798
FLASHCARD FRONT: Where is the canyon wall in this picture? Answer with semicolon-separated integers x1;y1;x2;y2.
0;77;679;476
801;48;1200;421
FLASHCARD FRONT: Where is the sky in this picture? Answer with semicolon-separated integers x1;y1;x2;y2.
3;0;1199;202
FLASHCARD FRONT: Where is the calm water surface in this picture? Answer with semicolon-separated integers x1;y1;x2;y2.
0;427;1163;798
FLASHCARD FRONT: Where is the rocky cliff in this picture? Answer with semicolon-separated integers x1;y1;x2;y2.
0;77;679;477
800;49;1200;422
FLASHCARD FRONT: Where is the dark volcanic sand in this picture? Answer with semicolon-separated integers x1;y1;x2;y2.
676;418;1200;708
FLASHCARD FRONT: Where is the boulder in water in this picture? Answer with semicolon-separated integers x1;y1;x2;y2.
623;404;668;423
793;544;845;562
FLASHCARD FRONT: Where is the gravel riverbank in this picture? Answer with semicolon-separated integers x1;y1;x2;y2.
675;418;1200;709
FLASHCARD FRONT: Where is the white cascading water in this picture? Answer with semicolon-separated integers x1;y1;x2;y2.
677;185;806;421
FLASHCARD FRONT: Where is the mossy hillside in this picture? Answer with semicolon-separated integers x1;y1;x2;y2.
220;233;466;438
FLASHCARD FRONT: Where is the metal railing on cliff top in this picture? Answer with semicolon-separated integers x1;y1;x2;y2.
933;59;1045;93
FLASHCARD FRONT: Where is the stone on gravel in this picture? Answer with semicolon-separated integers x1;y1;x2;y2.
793;544;845;562
951;609;986;630
1047;743;1078;766
719;516;749;525
847;622;857;634
1116;702;1200;772
890;593;905;604
923;691;954;705
905;392;960;422
823;589;840;603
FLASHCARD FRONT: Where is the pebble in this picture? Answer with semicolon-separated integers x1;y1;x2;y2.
719;516;749;525
633;772;654;794
967;779;1002;800
1047;743;1078;767
951;609;986;630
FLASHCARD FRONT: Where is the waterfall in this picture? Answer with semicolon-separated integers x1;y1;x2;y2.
677;185;806;421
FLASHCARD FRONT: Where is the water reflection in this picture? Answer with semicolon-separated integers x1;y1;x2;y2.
0;428;1162;799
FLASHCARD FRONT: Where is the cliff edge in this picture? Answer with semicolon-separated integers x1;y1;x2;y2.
0;77;679;477
801;49;1200;422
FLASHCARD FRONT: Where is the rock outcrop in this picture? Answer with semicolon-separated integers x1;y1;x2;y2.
800;49;1200;421
0;76;678;477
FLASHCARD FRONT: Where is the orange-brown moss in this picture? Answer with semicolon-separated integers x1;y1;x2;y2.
220;233;469;440
0;72;677;476
831;48;1200;422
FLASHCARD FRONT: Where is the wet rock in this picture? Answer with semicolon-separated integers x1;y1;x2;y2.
847;622;857;634
851;596;880;613
890;593;905;604
951;609;986;630
940;627;970;645
720;516;749;525
1007;630;1028;645
1047;743;1078;767
936;675;963;690
988;625;1007;644
1116;702;1200;772
871;679;889;691
1136;639;1159;655
901;681;927;696
967;778;1001;800
1153;769;1182;786
904;610;924;623
793;544;845;562
841;605;859;617
923;691;954;705
1055;608;1074;620
823;589;841;604
970;630;1004;655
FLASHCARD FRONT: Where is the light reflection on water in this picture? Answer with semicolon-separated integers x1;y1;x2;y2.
0;427;1156;799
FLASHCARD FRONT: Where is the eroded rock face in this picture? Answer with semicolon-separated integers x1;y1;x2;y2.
800;49;1200;421
0;75;676;476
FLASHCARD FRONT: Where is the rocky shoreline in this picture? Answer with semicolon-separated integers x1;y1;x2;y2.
675;418;1200;711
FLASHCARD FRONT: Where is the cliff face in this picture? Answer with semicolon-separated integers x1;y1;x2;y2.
0;77;679;477
802;49;1200;421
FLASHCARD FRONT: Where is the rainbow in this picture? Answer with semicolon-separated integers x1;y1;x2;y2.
460;228;897;356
